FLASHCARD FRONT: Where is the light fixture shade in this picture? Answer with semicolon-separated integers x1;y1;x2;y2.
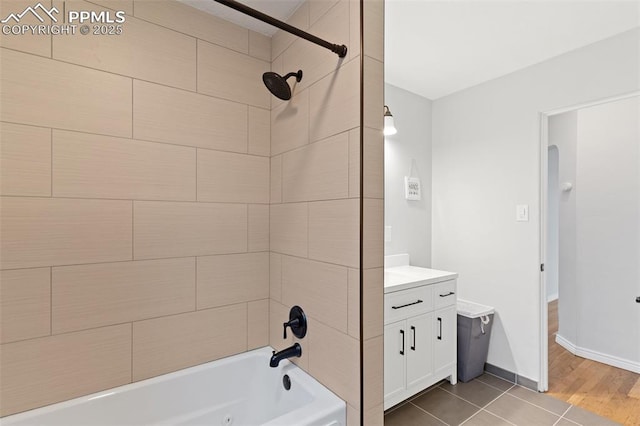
383;105;397;136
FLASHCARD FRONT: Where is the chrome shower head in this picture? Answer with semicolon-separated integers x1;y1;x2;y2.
262;70;303;100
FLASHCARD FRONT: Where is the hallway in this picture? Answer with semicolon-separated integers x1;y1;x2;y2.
547;300;640;425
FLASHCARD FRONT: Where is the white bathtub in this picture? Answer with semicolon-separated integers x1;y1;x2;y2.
2;347;346;426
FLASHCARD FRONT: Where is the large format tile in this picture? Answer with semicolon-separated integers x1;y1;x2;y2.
363;335;383;410
52;258;195;334
53;130;196;201
0;197;132;269
439;378;504;407
270;203;308;257
133;201;246;259
248;204;269;252
197;150;269;203
133;80;247;153
133;0;248;53
308;199;359;267
475;373;515;392
132;304;247;381
0;0;51;57
508;385;570;415
463;410;513;426
0;324;131;417
1;49;132;137
384;403;446;426
412;387;479;425
0;123;51;197
53;0;196;91
197;40;269;108
281;256;348;333
0;268;50;344
308;320;359;408
282;132;349;202
563;405;621;426
248;299;269;350
271;89;309;155
86;0;132;14
363;198;384;269
196;252;269;309
248;31;270;62
363;57;384;131
485;393;560;426
283;0;349;91
248;107;270;156
309;58;360;142
362;268;383;339
271;2;308;60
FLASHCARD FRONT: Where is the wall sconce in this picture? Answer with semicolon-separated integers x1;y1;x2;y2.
384;105;397;136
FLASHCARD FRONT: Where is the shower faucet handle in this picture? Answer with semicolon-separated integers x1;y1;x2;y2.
282;306;307;340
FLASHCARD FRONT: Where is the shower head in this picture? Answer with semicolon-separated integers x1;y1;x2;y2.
262;70;303;100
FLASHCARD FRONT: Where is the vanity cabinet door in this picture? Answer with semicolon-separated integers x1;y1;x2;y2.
433;305;457;376
384;321;406;402
406;312;434;389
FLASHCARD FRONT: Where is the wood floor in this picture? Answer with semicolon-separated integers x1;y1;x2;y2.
547;300;640;425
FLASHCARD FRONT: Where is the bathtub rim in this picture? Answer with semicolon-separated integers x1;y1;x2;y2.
1;346;346;425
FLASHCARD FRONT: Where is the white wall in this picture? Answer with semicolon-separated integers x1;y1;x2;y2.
549;111;578;345
385;84;433;267
575;96;639;367
431;29;640;382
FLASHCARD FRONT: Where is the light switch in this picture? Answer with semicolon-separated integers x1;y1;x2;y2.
385;226;392;243
516;204;529;222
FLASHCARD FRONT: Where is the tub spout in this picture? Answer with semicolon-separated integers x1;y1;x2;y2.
270;343;302;367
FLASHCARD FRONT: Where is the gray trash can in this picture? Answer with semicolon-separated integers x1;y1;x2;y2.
457;300;495;382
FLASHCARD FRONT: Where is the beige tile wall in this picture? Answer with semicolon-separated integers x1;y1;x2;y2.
0;0;270;417
362;1;385;424
1;0;384;421
268;0;384;424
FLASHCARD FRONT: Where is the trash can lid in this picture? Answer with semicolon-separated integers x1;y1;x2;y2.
457;299;494;318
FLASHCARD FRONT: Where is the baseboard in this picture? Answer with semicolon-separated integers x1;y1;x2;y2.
546;293;558;302
555;333;640;374
484;363;538;391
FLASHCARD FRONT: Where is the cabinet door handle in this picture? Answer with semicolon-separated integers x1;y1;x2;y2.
400;329;405;355
410;326;416;351
439;291;455;298
391;299;423;309
437;317;442;340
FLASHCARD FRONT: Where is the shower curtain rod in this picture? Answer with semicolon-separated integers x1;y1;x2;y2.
213;0;348;58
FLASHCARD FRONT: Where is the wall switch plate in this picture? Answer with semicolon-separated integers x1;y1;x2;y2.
404;177;421;201
516;204;529;222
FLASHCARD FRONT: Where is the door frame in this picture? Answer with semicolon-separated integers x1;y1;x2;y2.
538;90;640;392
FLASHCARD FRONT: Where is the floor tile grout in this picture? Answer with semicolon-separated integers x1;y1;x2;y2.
502;386;570;418
408;401;449;425
384;375;613;426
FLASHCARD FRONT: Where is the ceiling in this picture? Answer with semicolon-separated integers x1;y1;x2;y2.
386;1;640;100
178;0;304;36
184;1;639;99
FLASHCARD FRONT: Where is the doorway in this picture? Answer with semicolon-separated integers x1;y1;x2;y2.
540;93;640;423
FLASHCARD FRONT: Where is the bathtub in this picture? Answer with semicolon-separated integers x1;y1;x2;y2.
2;347;346;426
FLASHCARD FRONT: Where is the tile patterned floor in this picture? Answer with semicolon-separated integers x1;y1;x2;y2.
384;374;622;426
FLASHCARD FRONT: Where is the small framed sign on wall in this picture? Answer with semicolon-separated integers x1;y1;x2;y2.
404;177;421;201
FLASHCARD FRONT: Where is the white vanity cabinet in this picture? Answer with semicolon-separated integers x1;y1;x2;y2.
384;263;458;410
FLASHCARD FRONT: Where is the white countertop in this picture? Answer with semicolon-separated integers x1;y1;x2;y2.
384;265;458;293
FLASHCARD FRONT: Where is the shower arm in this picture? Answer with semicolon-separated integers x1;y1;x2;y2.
213;0;348;58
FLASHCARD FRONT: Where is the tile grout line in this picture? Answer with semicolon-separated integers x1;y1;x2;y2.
553;406;573;426
0;117;351;159
407;401;450;425
458;384;518;426
502;386;571;417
